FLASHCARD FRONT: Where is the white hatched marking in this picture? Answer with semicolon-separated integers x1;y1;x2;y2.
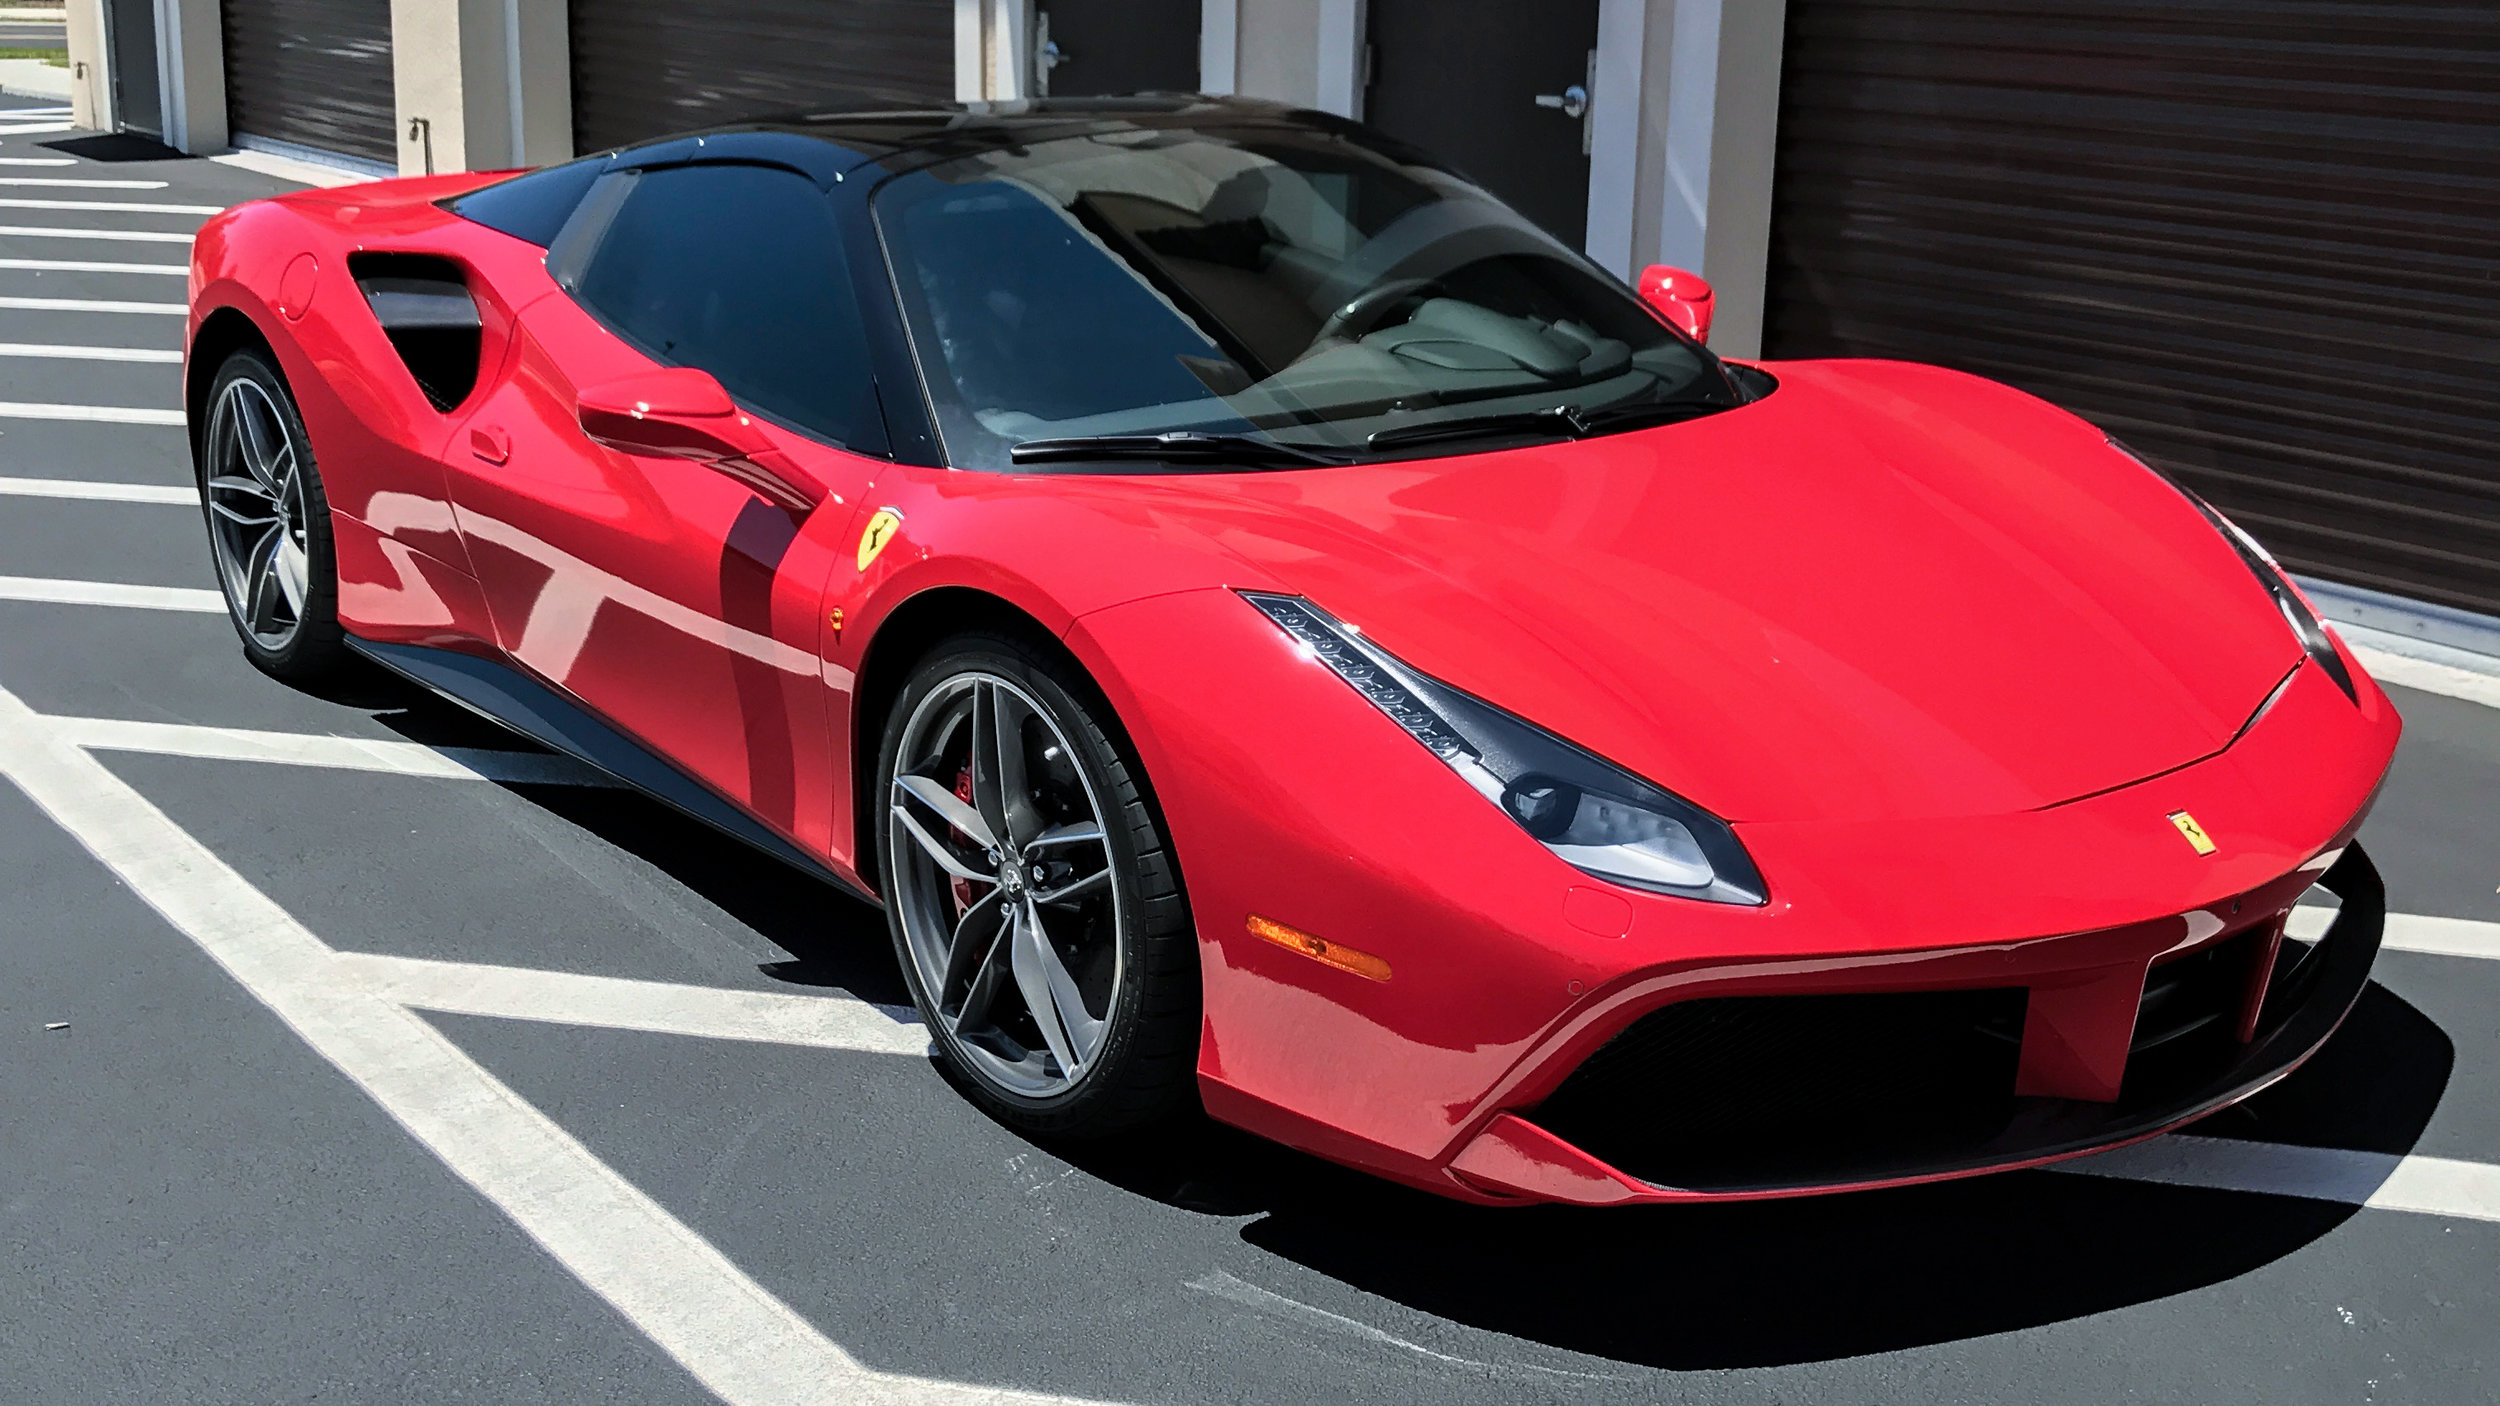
2053;1134;2500;1225
333;952;930;1056
50;714;619;787
0;177;170;189
2289;904;2500;961
0;474;192;503
0;255;186;274
0;196;222;214
0;681;1112;1406
0;223;193;243
0;400;185;423
0;575;221;610
0;294;184;314
2348;640;2500;711
0;340;180;361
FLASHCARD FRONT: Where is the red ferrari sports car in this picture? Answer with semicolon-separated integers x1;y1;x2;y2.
186;97;2398;1206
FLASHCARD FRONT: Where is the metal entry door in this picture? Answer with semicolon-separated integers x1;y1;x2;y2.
101;0;160;135
1363;0;1602;247
1035;0;1199;97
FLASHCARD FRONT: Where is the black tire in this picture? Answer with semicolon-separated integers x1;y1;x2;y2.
876;629;1199;1137
195;347;350;681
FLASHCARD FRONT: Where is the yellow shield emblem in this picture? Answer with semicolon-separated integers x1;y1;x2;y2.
856;508;903;571
2167;811;2217;856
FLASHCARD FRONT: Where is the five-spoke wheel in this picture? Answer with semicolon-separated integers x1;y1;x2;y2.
879;636;1198;1133
197;350;345;678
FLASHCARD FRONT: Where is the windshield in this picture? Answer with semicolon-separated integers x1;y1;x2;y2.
871;120;1743;470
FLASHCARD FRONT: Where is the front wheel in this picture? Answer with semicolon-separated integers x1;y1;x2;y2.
196;348;349;681
877;632;1199;1137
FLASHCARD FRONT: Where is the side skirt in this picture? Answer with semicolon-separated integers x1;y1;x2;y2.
345;637;877;905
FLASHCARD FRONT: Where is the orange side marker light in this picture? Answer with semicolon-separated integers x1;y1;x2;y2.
1247;915;1391;983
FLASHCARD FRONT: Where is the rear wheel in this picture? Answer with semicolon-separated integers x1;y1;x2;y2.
197;348;348;680
877;632;1198;1136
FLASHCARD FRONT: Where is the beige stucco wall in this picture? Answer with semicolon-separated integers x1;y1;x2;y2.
392;0;573;174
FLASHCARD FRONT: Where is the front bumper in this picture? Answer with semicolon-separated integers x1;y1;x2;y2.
1446;845;2385;1204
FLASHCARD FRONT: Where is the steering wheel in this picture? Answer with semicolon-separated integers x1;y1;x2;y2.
1313;278;1438;344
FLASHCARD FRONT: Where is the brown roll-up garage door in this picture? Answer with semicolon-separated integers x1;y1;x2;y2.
221;0;396;166
1765;2;2500;617
569;0;955;155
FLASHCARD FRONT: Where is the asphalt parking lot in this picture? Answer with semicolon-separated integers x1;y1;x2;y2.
2;94;2495;1404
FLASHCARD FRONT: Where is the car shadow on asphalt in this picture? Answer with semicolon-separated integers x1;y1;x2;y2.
294;655;912;1004
298;660;2460;1369
1056;981;2454;1370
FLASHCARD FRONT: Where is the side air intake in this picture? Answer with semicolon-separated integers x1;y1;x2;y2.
348;252;483;412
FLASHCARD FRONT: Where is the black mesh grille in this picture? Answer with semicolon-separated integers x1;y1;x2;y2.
1529;987;2029;1192
1526;926;2301;1192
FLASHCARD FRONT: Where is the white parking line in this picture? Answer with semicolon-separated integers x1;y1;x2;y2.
0;400;186;423
0;177;170;189
0;575;222;610
49;714;620;786
2052;1134;2500;1224
0;679;1113;1406
2349;641;2500;711
0;156;75;166
0;223;193;242
0;475;192;502
2290;904;2500;961
0;340;181;361
0;256;187;274
333;951;930;1056
0;295;185;314
0;122;75;135
0;197;222;214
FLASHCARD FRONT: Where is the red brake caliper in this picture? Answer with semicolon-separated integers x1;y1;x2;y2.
949;763;978;915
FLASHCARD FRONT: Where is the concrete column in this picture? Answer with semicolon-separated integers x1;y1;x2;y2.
1636;0;1787;358
156;0;227;153
65;0;108;131
392;0;572;176
1312;0;1364;119
956;0;1036;102
1234;0;1317;108
1199;0;1238;95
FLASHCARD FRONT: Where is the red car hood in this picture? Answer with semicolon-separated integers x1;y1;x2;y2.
1131;359;2300;824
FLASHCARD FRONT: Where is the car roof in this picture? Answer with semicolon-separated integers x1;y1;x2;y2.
591;95;1430;182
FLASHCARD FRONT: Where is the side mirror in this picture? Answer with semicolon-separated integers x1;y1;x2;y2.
576;367;825;512
1636;264;1714;345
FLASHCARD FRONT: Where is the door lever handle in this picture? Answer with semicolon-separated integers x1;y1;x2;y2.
469;425;510;465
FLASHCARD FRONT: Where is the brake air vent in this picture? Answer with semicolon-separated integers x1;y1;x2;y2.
349;252;483;411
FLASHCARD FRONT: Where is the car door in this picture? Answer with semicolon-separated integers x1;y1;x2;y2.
441;159;885;846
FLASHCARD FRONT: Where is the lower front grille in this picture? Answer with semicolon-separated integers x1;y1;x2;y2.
1527;987;2029;1192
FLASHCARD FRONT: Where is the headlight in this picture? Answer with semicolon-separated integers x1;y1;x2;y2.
1242;592;1767;905
2108;437;2358;705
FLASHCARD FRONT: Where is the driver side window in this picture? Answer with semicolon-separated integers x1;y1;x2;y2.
557;162;884;454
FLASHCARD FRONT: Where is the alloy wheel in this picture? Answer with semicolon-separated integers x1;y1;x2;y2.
202;376;312;650
888;672;1123;1099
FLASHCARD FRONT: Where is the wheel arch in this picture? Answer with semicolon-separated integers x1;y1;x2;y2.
849;586;1065;897
186;305;283;461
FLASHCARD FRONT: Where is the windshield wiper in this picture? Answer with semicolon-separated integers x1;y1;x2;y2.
1365;406;1580;452
1365;397;1729;453
1010;431;1346;467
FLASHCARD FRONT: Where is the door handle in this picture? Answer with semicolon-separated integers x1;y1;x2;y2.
469;425;510;465
1533;84;1588;121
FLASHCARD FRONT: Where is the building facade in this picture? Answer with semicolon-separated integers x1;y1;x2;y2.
66;0;2500;627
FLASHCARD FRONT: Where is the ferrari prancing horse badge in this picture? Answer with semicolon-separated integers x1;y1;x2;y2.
2167;810;2217;855
857;508;903;571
